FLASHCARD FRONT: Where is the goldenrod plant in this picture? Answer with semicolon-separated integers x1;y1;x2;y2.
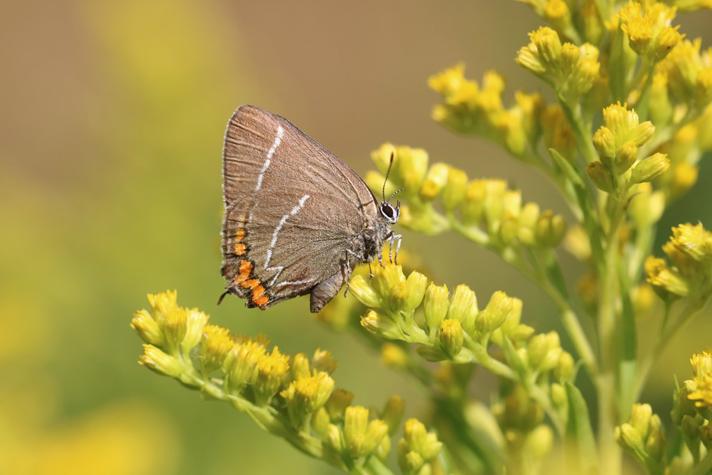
133;1;712;473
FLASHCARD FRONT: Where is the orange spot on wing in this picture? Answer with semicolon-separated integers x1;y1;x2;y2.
240;279;260;290
251;284;270;307
235;228;246;241
252;285;265;299
253;294;269;307
234;243;246;255
234;260;253;284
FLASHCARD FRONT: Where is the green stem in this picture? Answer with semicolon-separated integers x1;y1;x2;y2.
596;200;625;475
360;456;395;475
525;249;598;375
560;98;598;165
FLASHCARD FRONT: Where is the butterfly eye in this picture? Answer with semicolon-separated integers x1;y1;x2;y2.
380;203;398;223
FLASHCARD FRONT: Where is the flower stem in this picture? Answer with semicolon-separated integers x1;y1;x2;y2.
596;202;625;475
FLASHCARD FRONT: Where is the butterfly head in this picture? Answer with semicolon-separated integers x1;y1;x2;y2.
379;200;400;224
379;151;401;225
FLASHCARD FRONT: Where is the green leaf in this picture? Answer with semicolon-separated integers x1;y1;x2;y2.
565;383;598;475
549;148;585;189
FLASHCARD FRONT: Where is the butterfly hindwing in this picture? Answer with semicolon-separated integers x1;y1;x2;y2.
221;105;378;310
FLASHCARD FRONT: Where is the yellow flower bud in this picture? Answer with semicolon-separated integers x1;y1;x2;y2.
428;63;466;97
312;348;337;374
531;26;563;67
139;344;183;378
593;126;617;159
381;343;409;369
361;310;387;335
349;275;382;309
419;163;449;201
291;352;311;379
564;225;592;261
522;425;553;461
527;332;561;371
516;202;540;246
630;153;671;183
616;141;639;172
448;284;478;335
439;319;464;357
399;450;425;474
441;167;468;211
629;183;666;226
405;271;428;312
382;395;406;435
555;351;575;381
311;408;331;437
396;146;429;192
254;346;290;405
326;388;354;421
199;324;234;372
477;291;517;334
281;371;335;428
535;210;567;247
225;339;267;390
587;160;614;192
161;306;187;353
645;256;689;298
686;350;712;408
460;179;487;224
423;283;449;334
401;418;442;461
629;403;653;435
371;143;397;175
343;406;389;459
131;309;162;346
182;309;208;354
670;161;699;198
551;383;567;408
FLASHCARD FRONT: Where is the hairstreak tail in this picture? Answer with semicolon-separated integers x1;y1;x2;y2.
219;105;401;312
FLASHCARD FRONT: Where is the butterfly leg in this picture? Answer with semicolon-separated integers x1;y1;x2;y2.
342;249;360;297
388;233;403;264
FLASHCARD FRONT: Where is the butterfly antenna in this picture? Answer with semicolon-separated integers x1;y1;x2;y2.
389;188;402;202
382;151;395;203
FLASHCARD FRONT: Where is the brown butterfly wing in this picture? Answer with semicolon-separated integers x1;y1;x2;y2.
221;105;377;311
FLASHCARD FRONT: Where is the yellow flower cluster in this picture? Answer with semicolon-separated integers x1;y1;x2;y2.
428;64;542;157
368;144;567;249
350;264;574;387
645;222;712;299
397;419;443;475
131;291;441;472
493;384;554;469
657;39;712;109
517;26;601;103
618;2;682;62
671;351;712;459
686;351;712;408
615;403;665;473
589;103;669;191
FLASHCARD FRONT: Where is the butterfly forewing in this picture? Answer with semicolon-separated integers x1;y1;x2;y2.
222;105;378;309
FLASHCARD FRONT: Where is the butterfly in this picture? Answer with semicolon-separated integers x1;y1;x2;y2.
219;105;401;312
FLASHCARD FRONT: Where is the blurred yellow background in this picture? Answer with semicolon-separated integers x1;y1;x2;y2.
2;1;711;474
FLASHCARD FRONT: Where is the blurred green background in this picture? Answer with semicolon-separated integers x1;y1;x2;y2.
2;1;711;473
